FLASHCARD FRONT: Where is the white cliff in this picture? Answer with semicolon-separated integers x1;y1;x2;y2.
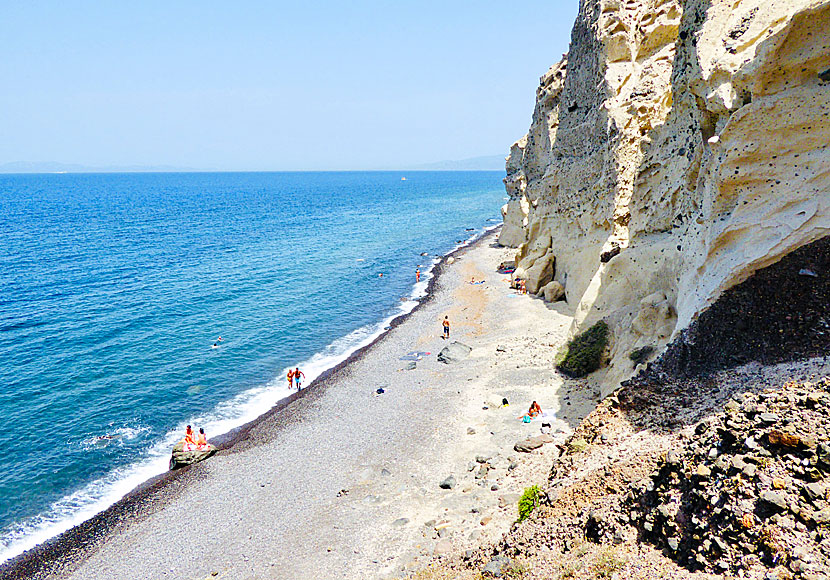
502;0;830;392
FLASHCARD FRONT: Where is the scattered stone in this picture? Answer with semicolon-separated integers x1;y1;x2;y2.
439;476;456;490
696;464;712;478
482;556;512;578
803;482;827;502
433;539;453;556
490;483;499;491
513;438;544;453
405;361;417;370
759;412;781;424
467;427;476;435
480;516;492;526
392;518;409;527
768;430;803;448
760;490;788;511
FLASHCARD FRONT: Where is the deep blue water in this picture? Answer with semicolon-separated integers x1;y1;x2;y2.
0;171;504;561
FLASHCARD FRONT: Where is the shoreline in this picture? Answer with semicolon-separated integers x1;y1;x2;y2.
0;227;503;580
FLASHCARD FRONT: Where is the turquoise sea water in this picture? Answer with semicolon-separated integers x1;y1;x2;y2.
0;171;504;561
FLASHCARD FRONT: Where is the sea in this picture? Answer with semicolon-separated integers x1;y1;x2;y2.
0;170;505;563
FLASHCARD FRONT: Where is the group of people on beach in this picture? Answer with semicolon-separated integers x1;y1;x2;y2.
181;425;210;451
287;367;305;390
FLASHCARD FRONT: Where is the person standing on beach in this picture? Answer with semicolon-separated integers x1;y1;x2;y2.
287;368;294;389
416;268;420;282
442;316;450;339
294;367;305;389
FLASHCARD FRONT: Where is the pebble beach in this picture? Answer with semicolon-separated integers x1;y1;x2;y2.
3;230;598;580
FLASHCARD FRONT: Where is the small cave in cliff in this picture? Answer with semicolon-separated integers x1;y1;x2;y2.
631;236;829;383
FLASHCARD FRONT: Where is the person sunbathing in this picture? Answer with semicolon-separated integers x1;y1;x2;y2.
181;425;197;450
518;401;542;421
196;427;208;449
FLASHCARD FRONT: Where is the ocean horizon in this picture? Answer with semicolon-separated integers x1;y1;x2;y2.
0;170;504;563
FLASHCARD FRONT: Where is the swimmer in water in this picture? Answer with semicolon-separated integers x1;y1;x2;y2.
416;269;420;282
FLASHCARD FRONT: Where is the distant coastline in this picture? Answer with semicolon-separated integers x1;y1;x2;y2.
0;157;507;174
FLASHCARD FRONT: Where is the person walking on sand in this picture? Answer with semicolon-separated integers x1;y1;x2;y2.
416;268;420;283
294;367;306;389
442;316;450;339
287;368;295;389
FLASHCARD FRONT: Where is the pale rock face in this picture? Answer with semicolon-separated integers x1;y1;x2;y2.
503;0;830;393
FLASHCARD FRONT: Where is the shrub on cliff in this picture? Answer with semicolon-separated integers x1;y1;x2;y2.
628;345;655;366
556;320;609;378
518;485;541;522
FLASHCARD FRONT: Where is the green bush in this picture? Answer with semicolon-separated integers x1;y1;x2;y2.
555;320;609;377
628;345;655;365
517;485;541;522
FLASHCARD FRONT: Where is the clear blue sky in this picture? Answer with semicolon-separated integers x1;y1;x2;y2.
0;1;577;170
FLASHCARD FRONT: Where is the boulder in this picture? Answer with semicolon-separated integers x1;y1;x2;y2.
170;442;217;470
514;437;545;453
524;251;554;295
541;280;566;302
437;341;472;364
439;475;456;489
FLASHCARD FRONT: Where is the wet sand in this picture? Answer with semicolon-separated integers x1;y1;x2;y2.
2;231;597;580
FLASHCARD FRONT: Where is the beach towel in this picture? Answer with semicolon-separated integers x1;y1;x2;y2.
531;411;555;423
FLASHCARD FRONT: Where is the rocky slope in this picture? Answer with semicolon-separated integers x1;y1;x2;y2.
500;0;830;392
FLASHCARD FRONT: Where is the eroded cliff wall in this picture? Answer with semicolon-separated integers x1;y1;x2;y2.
502;0;830;392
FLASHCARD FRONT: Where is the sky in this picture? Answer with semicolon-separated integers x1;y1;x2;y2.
0;1;577;171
